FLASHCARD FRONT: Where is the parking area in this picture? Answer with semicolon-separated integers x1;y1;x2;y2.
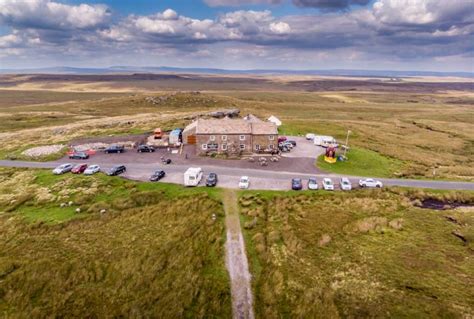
280;136;326;159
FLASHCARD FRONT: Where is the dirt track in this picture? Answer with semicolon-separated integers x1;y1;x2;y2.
223;190;254;319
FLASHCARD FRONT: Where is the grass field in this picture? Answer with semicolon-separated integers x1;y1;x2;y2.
0;81;473;180
239;189;474;318
317;147;404;178
0;168;231;317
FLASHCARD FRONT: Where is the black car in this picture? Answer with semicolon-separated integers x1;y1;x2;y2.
287;140;297;147
150;170;165;181
69;151;89;160
104;145;125;154
137;145;155;153
291;178;303;190
206;173;218;187
107;165;126;176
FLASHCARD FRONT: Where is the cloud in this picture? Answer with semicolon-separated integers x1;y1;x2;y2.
204;0;282;7
269;21;291;34
0;0;110;30
292;0;370;10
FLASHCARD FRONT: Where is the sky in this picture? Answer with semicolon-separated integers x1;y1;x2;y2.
0;0;473;71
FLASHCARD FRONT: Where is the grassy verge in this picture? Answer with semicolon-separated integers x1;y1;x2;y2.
317;147;404;178
239;189;474;318
0;168;231;317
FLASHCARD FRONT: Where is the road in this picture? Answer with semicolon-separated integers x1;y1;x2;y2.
0;159;473;191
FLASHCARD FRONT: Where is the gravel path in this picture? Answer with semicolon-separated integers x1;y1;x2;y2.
223;189;254;319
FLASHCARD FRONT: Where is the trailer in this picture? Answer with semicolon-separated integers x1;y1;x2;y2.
313;135;338;148
184;167;203;187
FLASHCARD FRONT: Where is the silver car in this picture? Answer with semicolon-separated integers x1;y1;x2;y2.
52;163;73;175
84;164;101;175
340;178;352;191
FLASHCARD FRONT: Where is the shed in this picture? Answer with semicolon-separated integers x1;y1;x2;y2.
267;115;282;127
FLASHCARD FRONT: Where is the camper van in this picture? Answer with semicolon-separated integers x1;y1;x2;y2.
313;135;338;148
184;167;203;187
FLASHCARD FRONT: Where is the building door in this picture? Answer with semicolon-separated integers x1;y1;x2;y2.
187;135;196;145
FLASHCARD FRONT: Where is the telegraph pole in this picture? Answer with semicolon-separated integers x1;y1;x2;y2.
344;130;351;157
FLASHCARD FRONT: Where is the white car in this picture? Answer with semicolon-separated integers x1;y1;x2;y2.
84;164;101;175
359;178;383;188
308;177;319;190
305;133;315;140
239;176;250;189
52;163;73;175
322;178;335;191
340;177;352;191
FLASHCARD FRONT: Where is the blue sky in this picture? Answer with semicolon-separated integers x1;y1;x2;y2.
0;0;472;71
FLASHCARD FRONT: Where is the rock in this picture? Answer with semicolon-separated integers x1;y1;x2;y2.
75;208;81;214
318;234;331;247
60;203;67;208
100;209;107;214
68;201;74;206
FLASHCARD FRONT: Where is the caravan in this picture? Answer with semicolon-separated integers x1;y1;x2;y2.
184;167;203;187
313;135;338;148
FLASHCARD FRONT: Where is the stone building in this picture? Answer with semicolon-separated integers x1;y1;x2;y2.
182;116;278;156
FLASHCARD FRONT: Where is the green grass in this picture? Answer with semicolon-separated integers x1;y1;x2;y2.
238;189;474;318
0;167;231;317
317;147;404;178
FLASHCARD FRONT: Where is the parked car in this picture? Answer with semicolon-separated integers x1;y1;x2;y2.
308;177;319;190
107;165;126;176
291;178;303;190
239;176;250;189
305;133;315;140
278;136;287;143
340;177;352;191
279;144;290;152
323;178;335;191
71;163;88;174
52;163;73;175
69;151;89;160
137;145;155;153
359;178;383;188
84;164;100;175
104;145;125;154
150;170;166;181
206;173;218;187
281;141;294;149
184;167;203;187
287;140;297;147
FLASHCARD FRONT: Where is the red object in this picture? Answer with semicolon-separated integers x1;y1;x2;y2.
71;164;88;174
278;136;287;143
325;147;336;159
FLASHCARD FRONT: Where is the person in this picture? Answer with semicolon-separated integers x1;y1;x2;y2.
185;153;188;159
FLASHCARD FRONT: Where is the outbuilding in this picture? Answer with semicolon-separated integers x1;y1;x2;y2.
267;115;282;127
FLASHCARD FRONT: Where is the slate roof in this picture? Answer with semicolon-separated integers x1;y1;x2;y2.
195;118;277;135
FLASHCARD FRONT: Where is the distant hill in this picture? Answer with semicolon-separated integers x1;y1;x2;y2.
1;66;473;78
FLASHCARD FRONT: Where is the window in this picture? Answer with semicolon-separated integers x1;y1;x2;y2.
201;144;207;150
269;135;275;140
240;144;245;150
269;144;274;149
222;144;227;151
239;135;246;141
210;135;215;141
208;143;218;150
221;135;227;141
255;144;260;151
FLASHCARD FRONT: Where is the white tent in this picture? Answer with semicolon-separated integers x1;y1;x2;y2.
267;115;282;127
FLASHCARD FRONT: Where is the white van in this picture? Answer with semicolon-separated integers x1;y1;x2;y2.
184;167;203;187
313;135;338;148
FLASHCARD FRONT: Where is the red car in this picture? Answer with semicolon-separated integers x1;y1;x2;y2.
278;136;287;143
71;164;88;174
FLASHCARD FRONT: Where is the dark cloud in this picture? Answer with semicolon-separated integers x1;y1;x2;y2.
292;0;370;10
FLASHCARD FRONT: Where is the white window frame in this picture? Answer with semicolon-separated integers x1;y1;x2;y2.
239;135;246;141
201;144;207;150
222;144;227;151
210;135;216;141
240;144;246;150
269;135;275;140
221;135;227;141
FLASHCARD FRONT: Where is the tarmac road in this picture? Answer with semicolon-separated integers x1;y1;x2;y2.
0;159;473;191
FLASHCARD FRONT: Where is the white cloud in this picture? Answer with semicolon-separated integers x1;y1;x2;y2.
0;0;110;29
162;8;178;20
269;21;290;34
204;0;282;6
